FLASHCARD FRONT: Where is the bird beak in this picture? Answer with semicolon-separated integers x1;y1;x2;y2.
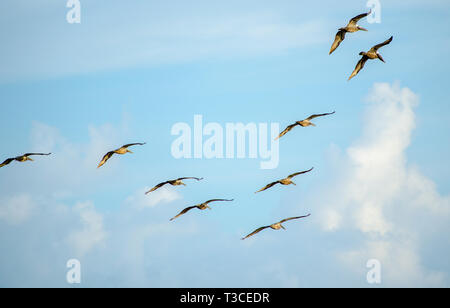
378;54;386;63
127;150;134;154
359;27;368;31
28;158;34;161
292;182;297;186
281;225;286;230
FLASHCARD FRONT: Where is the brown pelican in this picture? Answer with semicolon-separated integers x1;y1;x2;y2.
97;143;146;168
170;199;234;221
145;177;204;194
241;214;311;240
329;10;371;55
255;167;314;193
276;112;335;140
348;36;393;81
0;153;51;168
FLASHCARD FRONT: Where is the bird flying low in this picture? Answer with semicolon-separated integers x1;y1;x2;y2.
0;153;51;168
145;177;204;194
241;214;311;240
255;167;314;193
97;143;146;168
348;36;393;81
170;199;234;221
329;10;371;55
276;112;335;140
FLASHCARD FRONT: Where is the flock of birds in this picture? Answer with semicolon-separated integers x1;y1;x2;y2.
1;9;393;241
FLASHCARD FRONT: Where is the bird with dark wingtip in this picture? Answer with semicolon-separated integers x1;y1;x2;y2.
170;199;234;221
145;177;204;195
241;214;311;240
255;168;314;193
0;153;51;168
276;112;335;140
329;10;371;55
97;143;146;168
348;36;393;81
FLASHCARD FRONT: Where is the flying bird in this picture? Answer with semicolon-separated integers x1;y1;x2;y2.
170;199;234;221
241;214;311;240
329;10;371;55
0;153;51;168
255;168;314;193
276;112;335;140
348;36;393;81
145;177;204;194
97;143;146;168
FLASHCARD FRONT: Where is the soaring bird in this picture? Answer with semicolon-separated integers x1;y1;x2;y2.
0;153;51;168
329;10;371;55
145;177;204;194
276;112;335;140
241;214;311;240
348;36;393;81
97;143;146;168
255;168;314;193
170;199;234;221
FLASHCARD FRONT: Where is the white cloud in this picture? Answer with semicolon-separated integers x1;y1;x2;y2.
66;201;107;257
317;82;450;286
0;194;35;225
124;186;182;210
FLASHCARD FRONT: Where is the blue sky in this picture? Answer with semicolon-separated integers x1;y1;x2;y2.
0;0;449;287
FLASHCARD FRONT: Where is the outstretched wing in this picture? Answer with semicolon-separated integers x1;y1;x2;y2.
177;177;203;181
204;199;234;205
287;167;314;179
241;226;270;240
348;10;371;26
97;151;115;168
0;158;14;168
371;36;393;52
348;55;369;81
122;142;146;148
329;29;346;55
24;153;51;157
170;206;198;221
145;181;170;194
255;181;280;193
306;111;336;121
275;123;299;140
279;214;311;224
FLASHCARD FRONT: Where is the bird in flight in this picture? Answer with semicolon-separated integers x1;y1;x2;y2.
241;214;311;240
329;10;371;55
97;143;146;168
348;36;393;81
0;153;51;168
276;112;335;140
255;167;314;193
170;199;234;221
145;177;204;194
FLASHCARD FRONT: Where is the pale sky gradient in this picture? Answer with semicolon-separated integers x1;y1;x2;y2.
0;0;449;287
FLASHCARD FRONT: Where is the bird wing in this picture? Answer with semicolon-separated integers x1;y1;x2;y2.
24;153;51;157
287;167;314;179
276;123;299;140
177;177;204;181
145;181;170;194
204;199;234;205
279;214;311;224
371;36;393;52
122;142;146;148
0;158;14;168
329;29;346;55
348;55;369;81
97;151;115;168
305;111;336;121
348;10;371;26
170;206;198;221
255;181;280;193
241;226;270;240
